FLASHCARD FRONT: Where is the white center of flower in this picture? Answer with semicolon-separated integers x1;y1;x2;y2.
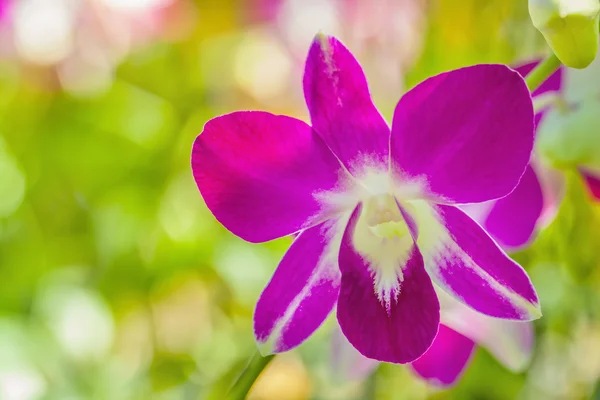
314;166;427;311
353;194;414;311
363;194;411;239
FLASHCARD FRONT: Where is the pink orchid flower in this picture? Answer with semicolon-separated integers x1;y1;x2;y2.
191;34;540;363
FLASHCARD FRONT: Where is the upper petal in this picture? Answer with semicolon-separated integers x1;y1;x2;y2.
463;165;544;251
336;205;440;364
410;202;541;320
390;64;534;204
303;34;390;175
192;111;348;243
254;217;347;354
409;324;476;387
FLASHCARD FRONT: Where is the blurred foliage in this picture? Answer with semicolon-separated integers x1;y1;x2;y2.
0;0;599;399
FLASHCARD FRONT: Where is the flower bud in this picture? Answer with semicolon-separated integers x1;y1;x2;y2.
529;0;600;69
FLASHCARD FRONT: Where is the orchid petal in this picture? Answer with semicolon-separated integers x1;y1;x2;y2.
192;111;347;243
409;324;476;387
464;165;544;251
439;289;534;372
303;34;390;175
254;217;347;354
337;205;440;364
391;64;534;204
409;202;541;320
330;325;380;382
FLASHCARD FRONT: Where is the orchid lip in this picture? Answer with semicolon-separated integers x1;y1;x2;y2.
350;195;415;310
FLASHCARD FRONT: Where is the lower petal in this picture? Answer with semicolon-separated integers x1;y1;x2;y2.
439;289;534;372
410;324;476;387
336;205;440;364
330;325;380;381
254;217;347;354
410;202;541;320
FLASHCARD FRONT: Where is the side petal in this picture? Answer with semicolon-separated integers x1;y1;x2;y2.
303;34;390;175
439;289;534;372
391;64;534;204
254;217;346;354
337;205;440;364
410;202;541;320
477;165;544;251
192;111;348;243
409;324;476;387
330;325;380;382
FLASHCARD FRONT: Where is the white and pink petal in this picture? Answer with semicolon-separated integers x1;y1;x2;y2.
254;216;348;354
439;289;534;372
408;202;541;320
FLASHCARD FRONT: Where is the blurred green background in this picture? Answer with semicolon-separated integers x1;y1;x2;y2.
1;0;600;399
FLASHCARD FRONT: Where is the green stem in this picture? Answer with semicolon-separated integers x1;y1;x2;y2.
227;351;275;400
525;53;562;92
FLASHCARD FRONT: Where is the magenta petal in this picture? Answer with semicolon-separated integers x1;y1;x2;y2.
391;64;534;203
481;165;544;250
192;111;347;243
412;203;541;320
336;206;440;364
254;219;344;354
410;324;476;387
581;170;600;200
303;34;390;174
